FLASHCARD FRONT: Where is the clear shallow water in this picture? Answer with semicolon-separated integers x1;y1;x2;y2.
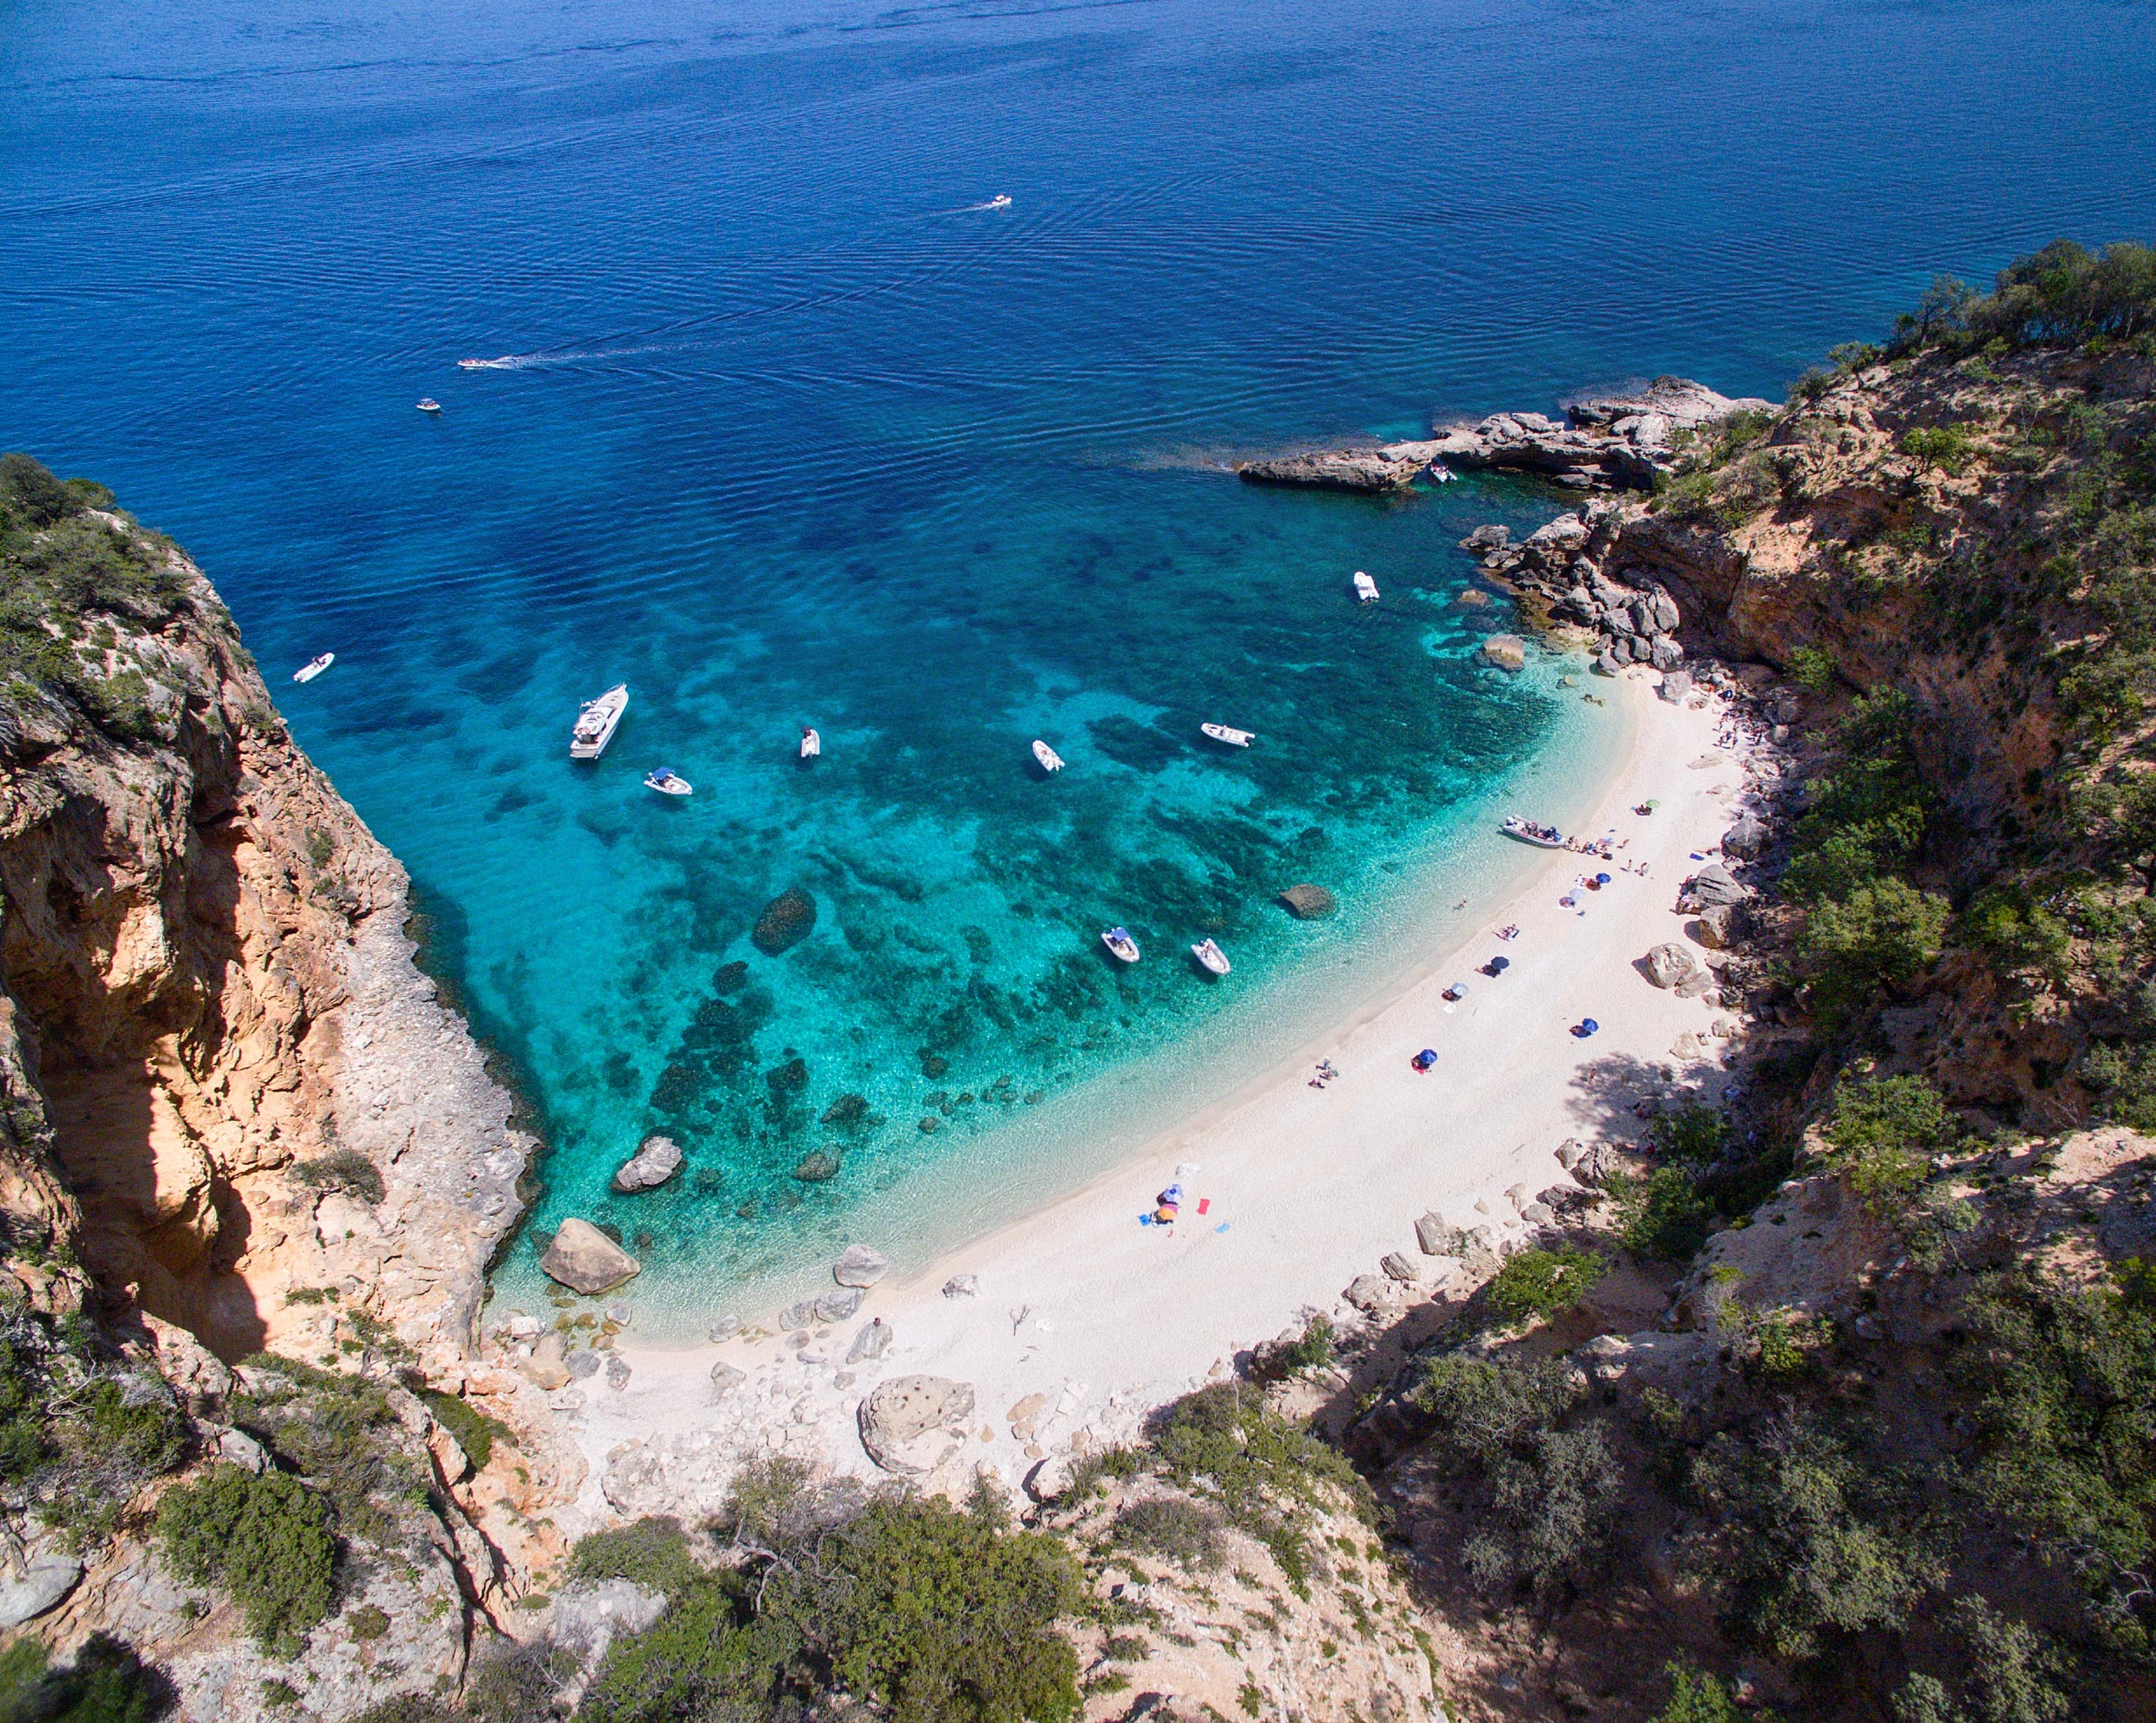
4;0;2154;1326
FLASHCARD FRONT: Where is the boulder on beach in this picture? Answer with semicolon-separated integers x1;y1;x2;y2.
833;1243;890;1287
1721;813;1767;860
1279;883;1338;919
847;1319;893;1363
1694;903;1743;949
752;886;818;955
1686;864;1752;907
1381;1251;1421;1283
858;1374;975;1475
541;1219;641;1294
1482;633;1527;672
1658;669;1694;702
1343;1274;1391;1313
1415;1210;1455;1255
942;1274;980;1299
613;1133;683;1193
817;1287;864;1324
1645;942;1701;990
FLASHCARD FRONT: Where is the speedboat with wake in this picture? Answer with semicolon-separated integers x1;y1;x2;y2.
1352;570;1380;603
1200;723;1253;748
1501;815;1565;849
1101;926;1141;964
1190;938;1230;976
987;195;1012;209
292;653;334;683
1031;739;1064;773
571;685;628;759
459;356;517;370
644;768;693;796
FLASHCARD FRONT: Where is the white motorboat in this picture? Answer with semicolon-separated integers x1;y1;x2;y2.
1191;938;1231;976
1031;739;1064;773
987;195;1012;209
416;398;442;414
571;684;629;759
800;727;821;760
644;768;693;796
459;356;515;370
1500;814;1565;849
292;653;334;684
1426;462;1457;483
1352;569;1380;603
1101;925;1140;964
1200;723;1253;748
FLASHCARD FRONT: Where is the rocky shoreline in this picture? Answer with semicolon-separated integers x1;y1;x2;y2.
1235;375;1772;495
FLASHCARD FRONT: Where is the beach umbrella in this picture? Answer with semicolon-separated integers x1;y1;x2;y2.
1419;1049;1437;1063
1596;872;1611;884
1580;1018;1599;1036
1490;955;1511;972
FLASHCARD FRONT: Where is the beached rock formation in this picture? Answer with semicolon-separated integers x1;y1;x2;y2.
831;1241;888;1286
541;1218;641;1293
611;1132;682;1192
857;1374;975;1475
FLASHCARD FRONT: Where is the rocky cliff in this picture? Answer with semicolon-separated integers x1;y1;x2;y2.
0;461;574;1720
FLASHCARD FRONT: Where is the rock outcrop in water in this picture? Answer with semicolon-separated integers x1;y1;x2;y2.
750;885;817;955
1236;377;1773;497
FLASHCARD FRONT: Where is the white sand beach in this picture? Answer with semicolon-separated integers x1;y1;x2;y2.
555;669;1757;1524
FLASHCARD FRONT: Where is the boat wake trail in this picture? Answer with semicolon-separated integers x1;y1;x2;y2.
458;343;686;371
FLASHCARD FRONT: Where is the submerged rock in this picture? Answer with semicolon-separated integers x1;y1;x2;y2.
1279;883;1338;919
793;1150;842;1183
541;1219;641;1294
613;1133;683;1193
752;887;818;955
820;1093;870;1130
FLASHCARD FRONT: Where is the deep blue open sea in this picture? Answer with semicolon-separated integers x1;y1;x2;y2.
5;0;2153;1324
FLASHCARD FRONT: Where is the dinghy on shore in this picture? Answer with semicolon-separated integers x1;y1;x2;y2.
1200;723;1253;748
292;653;334;683
1031;739;1064;773
1190;938;1230;976
1352;569;1379;603
1101;926;1140;964
1500;815;1565;849
571;685;628;759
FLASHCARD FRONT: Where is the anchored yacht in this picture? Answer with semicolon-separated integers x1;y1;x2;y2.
571;685;629;759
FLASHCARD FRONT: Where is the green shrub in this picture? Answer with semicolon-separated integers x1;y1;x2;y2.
229;1355;418;1536
1488;1244;1608;1321
1653;1662;1744;1723
1610;1166;1714;1261
1891;1597;2070;1723
1822;1075;1962;1207
1686;1414;1944;1659
418;1388;508;1471
0;1632;171;1723
1960;1263;2156;1648
345;1603;390;1641
0;453;78;528
1418;1356;1617;1600
1787;643;1837;692
291;1149;384;1204
1965;884;2073;983
1902;424;1973;473
1271;1313;1335;1377
155;1464;336;1655
1795;877;1950;1024
1112;1496;1226;1571
1658;1102;1733;1166
570;1516;706;1598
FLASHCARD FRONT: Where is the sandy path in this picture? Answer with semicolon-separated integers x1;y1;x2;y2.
554;670;1751;1523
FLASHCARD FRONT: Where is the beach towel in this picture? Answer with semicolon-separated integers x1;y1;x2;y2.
1197;1198;1211;1214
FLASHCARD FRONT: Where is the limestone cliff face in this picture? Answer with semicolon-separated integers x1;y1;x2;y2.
0;504;578;1719
0;519;529;1372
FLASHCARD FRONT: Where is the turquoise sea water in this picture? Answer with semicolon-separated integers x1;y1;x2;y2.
5;0;2155;1325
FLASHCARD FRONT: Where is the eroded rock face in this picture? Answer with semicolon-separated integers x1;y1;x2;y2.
1235;447;1429;492
857;1375;975;1475
541;1219;641;1294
